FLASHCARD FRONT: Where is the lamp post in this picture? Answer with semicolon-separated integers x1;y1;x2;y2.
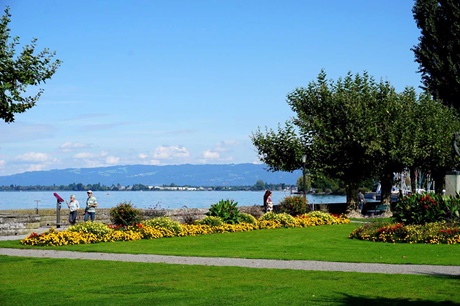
302;154;307;207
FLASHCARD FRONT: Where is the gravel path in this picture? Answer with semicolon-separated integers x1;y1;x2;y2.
1;247;459;276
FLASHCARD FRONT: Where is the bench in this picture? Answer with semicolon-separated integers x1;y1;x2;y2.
366;204;390;215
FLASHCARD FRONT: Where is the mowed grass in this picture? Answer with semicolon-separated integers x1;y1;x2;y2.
1;223;459;265
1;255;459;305
0;223;459;305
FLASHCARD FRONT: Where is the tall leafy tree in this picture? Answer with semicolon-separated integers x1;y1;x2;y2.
252;71;404;208
0;6;61;123
409;92;460;193
412;0;460;109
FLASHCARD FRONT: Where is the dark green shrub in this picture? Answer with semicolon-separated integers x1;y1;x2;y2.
109;201;142;226
278;196;307;216
393;193;460;225
206;199;241;224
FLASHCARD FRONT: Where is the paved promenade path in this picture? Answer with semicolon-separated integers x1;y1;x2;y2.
1;247;459;276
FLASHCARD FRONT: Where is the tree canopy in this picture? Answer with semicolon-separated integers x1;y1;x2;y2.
0;6;61;123
412;0;460;109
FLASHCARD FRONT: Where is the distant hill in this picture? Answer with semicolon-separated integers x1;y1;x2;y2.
0;164;301;186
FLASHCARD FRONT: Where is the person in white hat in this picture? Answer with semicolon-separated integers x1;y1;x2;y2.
83;190;98;221
66;195;80;225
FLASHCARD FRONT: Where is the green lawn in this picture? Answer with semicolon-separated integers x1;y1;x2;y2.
1;223;459;265
0;223;459;305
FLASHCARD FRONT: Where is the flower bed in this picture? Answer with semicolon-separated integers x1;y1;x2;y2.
349;221;460;244
20;211;350;247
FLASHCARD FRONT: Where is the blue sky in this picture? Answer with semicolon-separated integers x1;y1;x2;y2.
0;0;422;176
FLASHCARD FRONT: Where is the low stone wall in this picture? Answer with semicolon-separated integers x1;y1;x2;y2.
0;213;41;236
0;207;211;236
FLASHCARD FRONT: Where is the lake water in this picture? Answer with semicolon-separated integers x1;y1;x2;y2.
0;191;346;210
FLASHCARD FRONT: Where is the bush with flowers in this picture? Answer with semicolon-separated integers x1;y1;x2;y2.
67;221;111;238
259;212;297;227
295;211;350;227
20;209;350;247
199;215;224;227
278;195;308;216
239;212;258;225
142;216;182;235
349;219;460;244
109;201;142;226
350;193;460;244
393;193;460;224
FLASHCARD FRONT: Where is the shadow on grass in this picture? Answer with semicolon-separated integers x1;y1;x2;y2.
339;294;459;306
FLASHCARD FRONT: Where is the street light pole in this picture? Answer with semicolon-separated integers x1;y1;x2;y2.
302;154;307;208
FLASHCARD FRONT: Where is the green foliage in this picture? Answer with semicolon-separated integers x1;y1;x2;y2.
0;7;62;123
296;175;311;193
109;202;142;226
251;121;305;172
199;216;224;227
392;193;460;225
143;217;182;234
67;222;111;238
253;180;266;191
278;196;308;216
206;199;242;224
239;213;257;225
412;0;460;108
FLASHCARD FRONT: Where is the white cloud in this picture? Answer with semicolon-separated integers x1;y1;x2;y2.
202;150;220;159
59;142;89;152
198;140;240;162
15;152;55;163
153;145;190;160
73;152;96;159
210;140;239;154
138;153;148;159
0;160;5;168
105;156;119;164
27;164;48;172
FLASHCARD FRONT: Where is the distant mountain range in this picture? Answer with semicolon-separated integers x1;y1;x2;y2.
0;164;301;186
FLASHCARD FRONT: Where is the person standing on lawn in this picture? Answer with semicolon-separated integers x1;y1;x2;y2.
84;190;98;221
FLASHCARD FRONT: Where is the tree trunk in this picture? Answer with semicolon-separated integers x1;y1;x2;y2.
345;182;359;212
409;166;417;194
380;171;393;205
432;169;446;194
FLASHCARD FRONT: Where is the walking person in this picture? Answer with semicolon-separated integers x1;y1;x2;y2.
263;190;273;213
66;195;80;225
84;190;98;221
